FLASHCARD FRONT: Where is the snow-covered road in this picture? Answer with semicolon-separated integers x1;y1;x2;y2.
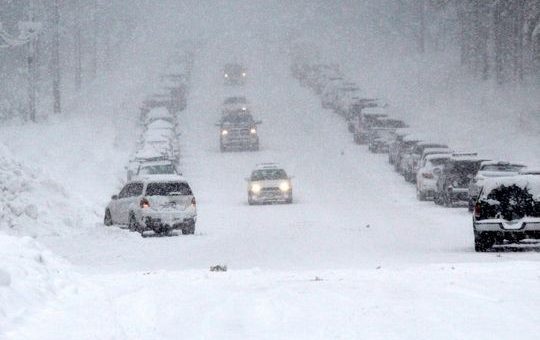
4;39;540;339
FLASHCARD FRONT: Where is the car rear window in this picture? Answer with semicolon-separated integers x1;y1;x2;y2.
146;182;192;196
139;164;176;175
481;164;525;172
251;169;288;181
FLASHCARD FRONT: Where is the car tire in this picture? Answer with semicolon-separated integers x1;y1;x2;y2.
104;209;113;226
252;143;259;152
182;222;195;235
129;213;140;233
474;232;494;252
286;196;293;204
220;144;226;152
416;189;426;201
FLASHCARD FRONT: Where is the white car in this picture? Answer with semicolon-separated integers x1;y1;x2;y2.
104;175;196;235
246;163;293;205
134;160;180;179
416;153;451;201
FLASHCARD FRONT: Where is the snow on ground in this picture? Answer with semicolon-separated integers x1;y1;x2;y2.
2;34;539;339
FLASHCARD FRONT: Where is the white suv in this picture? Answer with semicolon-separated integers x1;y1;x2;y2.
246;164;293;205
104;175;197;235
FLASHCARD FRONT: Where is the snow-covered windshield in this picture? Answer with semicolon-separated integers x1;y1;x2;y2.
429;158;448;166
146;182;192;196
251;169;288;181
139;164;176;175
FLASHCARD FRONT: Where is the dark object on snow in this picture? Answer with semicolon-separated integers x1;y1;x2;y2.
210;265;228;272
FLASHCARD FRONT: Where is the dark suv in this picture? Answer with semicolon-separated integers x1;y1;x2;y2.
434;153;487;207
473;175;540;251
223;63;246;85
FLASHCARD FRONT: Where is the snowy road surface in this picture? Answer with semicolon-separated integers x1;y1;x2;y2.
4;40;540;339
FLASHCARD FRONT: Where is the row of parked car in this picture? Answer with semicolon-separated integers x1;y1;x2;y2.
291;44;540;252
104;48;198;237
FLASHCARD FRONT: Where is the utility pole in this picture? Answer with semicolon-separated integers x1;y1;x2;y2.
52;0;61;114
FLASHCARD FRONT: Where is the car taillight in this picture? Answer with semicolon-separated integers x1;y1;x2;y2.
474;203;481;218
422;172;434;179
191;197;196;207
140;198;150;209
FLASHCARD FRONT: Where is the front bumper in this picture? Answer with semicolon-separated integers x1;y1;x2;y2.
250;189;291;203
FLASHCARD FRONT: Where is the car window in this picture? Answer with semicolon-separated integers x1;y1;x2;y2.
127;183;144;197
118;184;131;199
146;182;192;196
251;169;288;181
138;164;176;175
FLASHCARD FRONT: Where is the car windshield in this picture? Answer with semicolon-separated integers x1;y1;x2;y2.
146;182;192;196
481;164;525;172
224;97;246;104
251;169;288;181
222;114;253;124
139;164;176;175
429;158;448;166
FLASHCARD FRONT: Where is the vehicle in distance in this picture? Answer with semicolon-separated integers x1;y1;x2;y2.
473;175;540;251
104;175;197;236
218;111;261;152
247;163;293;205
222;96;249;114
224;63;246;85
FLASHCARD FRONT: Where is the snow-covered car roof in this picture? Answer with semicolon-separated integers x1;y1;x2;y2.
450;152;485;162
142;130;173;142
481;175;540;197
425;153;452;161
146;107;173;121
132;174;187;184
254;163;281;170
402;133;427;142
138;159;176;167
146;119;175;130
133;146;171;161
422;147;452;155
362;107;386;115
519;168;540;175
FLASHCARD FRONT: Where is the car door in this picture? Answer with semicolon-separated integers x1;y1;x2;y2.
111;184;130;224
124;182;144;218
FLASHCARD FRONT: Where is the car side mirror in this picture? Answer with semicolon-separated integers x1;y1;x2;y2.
111;195;119;200
289;176;295;180
255;120;262;125
215;123;222;127
244;177;250;182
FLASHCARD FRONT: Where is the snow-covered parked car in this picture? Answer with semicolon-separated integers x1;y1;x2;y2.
473;175;540;251
434;153;488;207
104;175;197;236
415;153;451;201
246;163;293;205
468;161;526;211
222;96;249;114
403;142;450;183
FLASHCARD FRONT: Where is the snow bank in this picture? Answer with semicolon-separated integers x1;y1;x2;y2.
0;143;84;238
0;233;70;332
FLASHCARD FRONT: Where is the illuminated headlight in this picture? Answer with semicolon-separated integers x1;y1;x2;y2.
242;107;247;111
250;128;257;134
221;130;228;136
224;74;228;78
251;183;261;193
279;181;291;192
242;72;246;77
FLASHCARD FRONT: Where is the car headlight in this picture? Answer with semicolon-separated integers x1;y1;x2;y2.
224;74;228;78
279;181;291;192
242;72;246;77
221;130;228;136
250;128;257;134
251;183;261;193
